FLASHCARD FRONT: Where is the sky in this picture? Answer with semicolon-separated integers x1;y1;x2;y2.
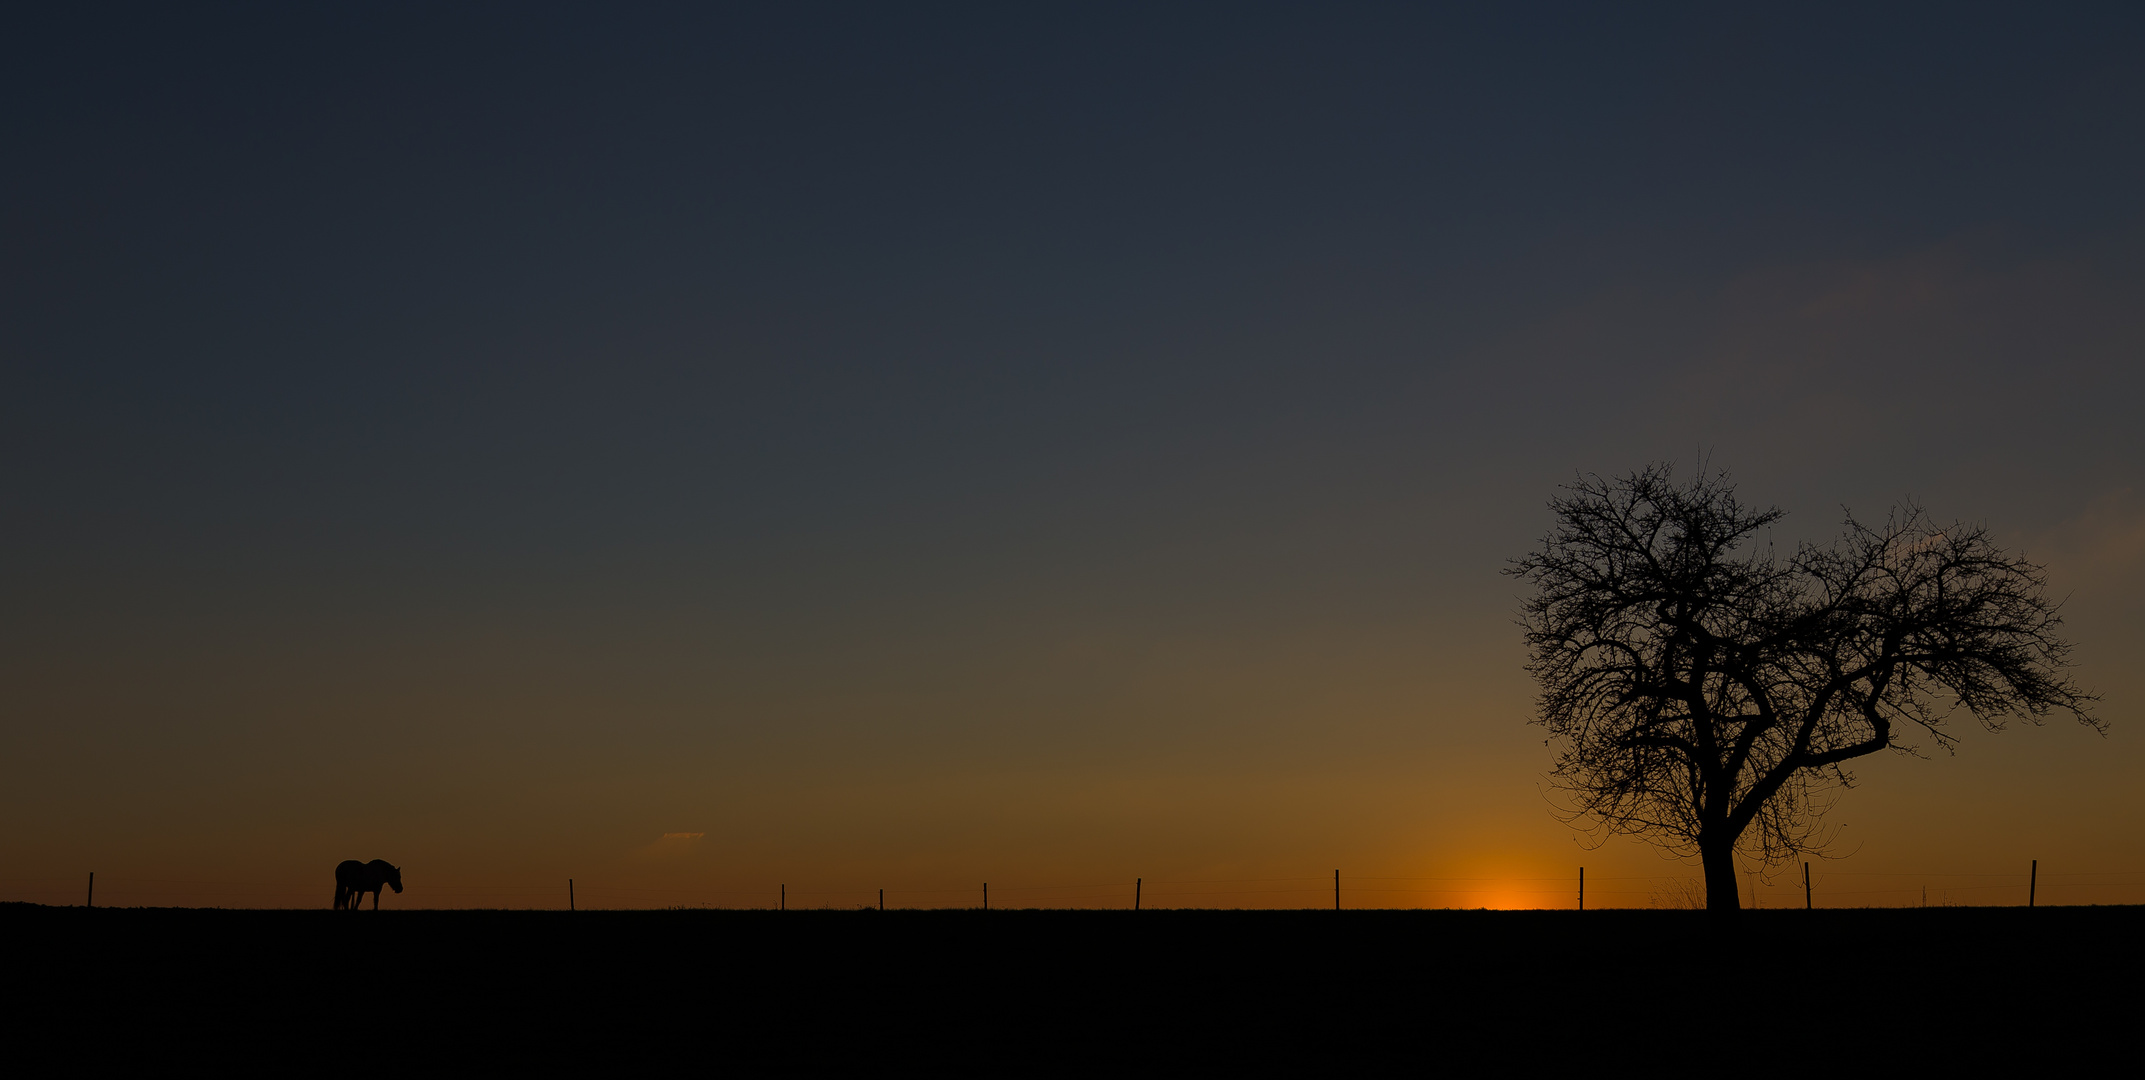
4;3;2143;909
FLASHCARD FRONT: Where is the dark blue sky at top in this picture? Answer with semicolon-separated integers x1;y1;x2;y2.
6;3;2143;650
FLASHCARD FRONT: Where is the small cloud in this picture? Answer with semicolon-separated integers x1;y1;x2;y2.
2042;489;2145;581
631;832;708;861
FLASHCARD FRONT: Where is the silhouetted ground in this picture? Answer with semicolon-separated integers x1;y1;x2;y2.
6;904;2135;1072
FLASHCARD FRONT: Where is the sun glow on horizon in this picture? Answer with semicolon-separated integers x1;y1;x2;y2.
1468;891;1536;911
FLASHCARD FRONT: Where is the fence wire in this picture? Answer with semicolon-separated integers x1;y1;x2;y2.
4;866;2139;910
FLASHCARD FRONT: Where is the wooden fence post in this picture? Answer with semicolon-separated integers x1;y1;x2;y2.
1135;877;1141;911
1578;867;1583;911
569;878;575;911
2029;860;2036;908
1334;870;1340;911
879;888;884;911
1803;862;1811;910
87;872;94;908
983;882;988;911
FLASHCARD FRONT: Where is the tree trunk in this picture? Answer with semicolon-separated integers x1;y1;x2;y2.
1701;841;1742;913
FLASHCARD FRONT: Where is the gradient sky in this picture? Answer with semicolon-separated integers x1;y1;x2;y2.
5;3;2143;909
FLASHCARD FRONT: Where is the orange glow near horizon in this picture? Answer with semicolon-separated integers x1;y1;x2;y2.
1457;891;1528;911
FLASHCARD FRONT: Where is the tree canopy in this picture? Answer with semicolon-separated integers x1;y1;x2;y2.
1509;466;2098;911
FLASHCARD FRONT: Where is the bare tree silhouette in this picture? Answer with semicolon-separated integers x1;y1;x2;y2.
1509;465;2098;912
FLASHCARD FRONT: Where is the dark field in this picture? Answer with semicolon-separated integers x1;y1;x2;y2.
7;903;2136;1072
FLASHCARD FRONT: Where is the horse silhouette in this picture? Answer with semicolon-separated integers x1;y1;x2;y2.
334;859;404;910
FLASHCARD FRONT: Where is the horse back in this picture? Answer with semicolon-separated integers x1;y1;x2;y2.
335;860;366;888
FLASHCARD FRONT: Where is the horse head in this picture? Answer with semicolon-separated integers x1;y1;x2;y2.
386;864;404;893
